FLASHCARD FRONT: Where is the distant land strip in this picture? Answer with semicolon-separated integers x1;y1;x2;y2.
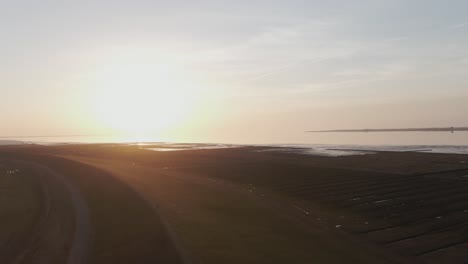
308;127;468;133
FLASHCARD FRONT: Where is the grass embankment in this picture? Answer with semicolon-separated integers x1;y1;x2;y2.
0;153;181;264
67;155;393;264
0;162;43;262
32;155;183;264
0;158;75;264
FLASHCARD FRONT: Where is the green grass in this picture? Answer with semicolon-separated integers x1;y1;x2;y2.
35;156;182;264
84;160;387;264
0;163;43;261
157;178;370;264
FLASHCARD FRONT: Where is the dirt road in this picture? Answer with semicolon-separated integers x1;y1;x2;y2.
0;160;78;264
36;164;90;264
1;154;184;264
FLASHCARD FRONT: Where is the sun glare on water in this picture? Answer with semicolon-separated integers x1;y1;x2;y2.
88;55;198;140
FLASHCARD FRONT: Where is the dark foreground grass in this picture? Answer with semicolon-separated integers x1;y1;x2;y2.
72;157;397;264
2;145;426;264
14;154;183;264
0;162;42;262
0;158;75;264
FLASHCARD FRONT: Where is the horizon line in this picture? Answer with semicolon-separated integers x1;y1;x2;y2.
308;126;468;133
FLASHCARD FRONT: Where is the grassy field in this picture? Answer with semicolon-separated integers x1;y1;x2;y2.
0;161;43;262
3;144;468;263
0;150;183;264
26;155;183;264
60;154;400;264
0;158;74;264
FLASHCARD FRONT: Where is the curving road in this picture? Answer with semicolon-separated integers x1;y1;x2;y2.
39;165;90;264
10;161;90;264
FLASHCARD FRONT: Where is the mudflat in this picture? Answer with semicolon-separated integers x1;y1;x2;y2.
2;144;468;263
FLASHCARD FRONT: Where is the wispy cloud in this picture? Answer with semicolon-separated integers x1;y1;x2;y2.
448;22;468;29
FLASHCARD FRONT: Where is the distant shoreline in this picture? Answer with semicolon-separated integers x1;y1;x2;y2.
309;127;468;133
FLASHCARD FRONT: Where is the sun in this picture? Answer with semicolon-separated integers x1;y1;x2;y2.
88;58;196;139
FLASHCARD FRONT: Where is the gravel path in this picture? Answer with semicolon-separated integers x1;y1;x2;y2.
26;162;90;264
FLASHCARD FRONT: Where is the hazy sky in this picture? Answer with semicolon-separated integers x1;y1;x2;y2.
2;1;468;144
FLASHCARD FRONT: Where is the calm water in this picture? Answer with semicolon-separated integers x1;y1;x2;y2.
2;133;468;156
4;131;468;146
298;132;468;146
3;132;468;154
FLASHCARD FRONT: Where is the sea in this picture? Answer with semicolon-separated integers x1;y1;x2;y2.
2;132;468;157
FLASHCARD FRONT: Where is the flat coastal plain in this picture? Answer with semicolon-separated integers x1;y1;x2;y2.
1;144;468;264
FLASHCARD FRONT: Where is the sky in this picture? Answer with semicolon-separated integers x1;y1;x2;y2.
1;0;468;144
